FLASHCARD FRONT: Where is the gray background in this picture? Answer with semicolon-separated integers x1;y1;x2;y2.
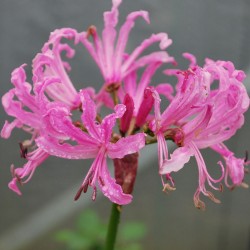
0;0;250;249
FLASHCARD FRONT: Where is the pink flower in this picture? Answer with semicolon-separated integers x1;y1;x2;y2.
1;65;42;139
211;143;249;188
33;28;83;109
1;66;55;194
151;55;249;208
80;0;172;86
36;90;145;205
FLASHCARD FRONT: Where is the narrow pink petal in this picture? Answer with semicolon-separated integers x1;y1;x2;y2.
149;88;162;132
115;10;149;72
126;51;175;76
2;90;41;129
155;83;174;101
102;0;121;80
80;29;105;77
33;28;80;107
8;178;22;195
1;120;22;138
80;90;101;141
36;136;98;159
183;105;212;141
134;63;162;112
99;156;132;205
101;104;126;143
183;52;197;67
160;146;192;175
11;65;39;112
122;33;172;73
75;146;132;205
156;132;168;171
9;149;49;195
107;133;145;159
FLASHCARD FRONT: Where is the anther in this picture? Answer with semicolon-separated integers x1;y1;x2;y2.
87;25;97;38
19;142;28;159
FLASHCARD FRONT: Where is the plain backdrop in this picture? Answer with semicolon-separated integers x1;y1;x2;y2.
0;1;250;249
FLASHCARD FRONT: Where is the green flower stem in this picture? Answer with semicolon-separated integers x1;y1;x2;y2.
104;203;122;250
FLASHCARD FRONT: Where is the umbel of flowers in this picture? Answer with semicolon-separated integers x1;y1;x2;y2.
2;0;249;210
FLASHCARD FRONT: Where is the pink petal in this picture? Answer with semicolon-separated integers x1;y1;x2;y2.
8;178;22;196
11;65;38;112
36;136;99;159
9;148;49;195
75;147;132;205
183;52;197;67
1;120;22;139
99;156;132;205
2;90;41;129
122;33;172;74
126;51;174;76
156;132;169;171
155;83;174;101
102;0;121;80
33;28;80;108
107;133;145;159
114;10;149;72
101;104;126;143
80;90;101;141
160;146;192;174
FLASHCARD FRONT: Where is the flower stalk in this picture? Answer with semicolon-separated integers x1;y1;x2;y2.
104;203;122;250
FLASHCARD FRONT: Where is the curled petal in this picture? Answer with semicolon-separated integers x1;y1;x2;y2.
155;83;174;101
101;104;126;143
107;133;145;159
183;52;197;68
8;149;49;195
99;158;132;205
115;10;149;72
36;136;98;159
1;120;22;138
160;146;192;174
80;90;103;141
8;178;22;195
122;33;172;74
2;90;41;129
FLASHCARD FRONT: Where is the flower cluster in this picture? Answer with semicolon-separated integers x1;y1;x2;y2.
2;0;249;208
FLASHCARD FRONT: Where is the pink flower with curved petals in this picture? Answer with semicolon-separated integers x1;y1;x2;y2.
36;90;145;205
33;28;83;109
80;0;172;86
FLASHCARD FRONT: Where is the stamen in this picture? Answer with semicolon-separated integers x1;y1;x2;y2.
244;151;248;163
99;176;105;186
240;182;249;189
19;142;28;159
87;25;97;38
207;191;221;204
74;186;84;201
92;187;97;201
162;183;176;193
194;198;206;211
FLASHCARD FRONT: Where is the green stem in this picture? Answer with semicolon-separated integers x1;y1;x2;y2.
104;203;122;250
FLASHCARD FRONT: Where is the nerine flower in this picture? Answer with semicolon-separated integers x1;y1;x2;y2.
1;66;52;194
80;0;172;86
33;28;82;109
151;55;249;208
36;89;145;205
